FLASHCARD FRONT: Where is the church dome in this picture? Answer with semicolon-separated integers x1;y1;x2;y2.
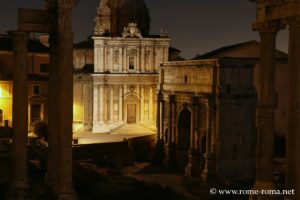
95;0;150;36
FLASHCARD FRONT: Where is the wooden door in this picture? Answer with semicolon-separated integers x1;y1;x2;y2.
127;104;136;123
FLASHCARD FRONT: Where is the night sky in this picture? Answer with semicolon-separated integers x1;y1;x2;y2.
0;0;288;59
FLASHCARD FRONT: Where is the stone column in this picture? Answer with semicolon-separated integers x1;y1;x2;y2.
163;46;168;63
163;95;176;168
140;87;145;121
99;44;104;72
149;87;154;121
109;46;113;71
119;86;123;121
110;86;114;122
10;31;29;199
153;90;164;164
201;102;214;182
123;45;127;71
99;85;104;123
104;45;108;71
152;46;156;72
185;97;200;177
47;1;77;198
83;83;92;131
94;43;99;71
92;84;99;132
286;17;300;200
250;22;280;199
141;45;145;72
118;46;122;72
104;86;108;122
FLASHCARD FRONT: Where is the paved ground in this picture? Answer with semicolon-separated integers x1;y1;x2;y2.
73;123;155;144
121;163;201;200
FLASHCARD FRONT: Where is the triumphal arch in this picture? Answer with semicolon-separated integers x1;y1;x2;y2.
252;0;300;199
9;0;77;199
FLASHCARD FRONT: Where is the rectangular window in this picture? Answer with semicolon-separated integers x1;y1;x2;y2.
33;85;41;95
129;57;135;70
40;63;48;73
31;104;41;123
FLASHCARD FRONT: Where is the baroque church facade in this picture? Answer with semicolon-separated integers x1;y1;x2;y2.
73;0;170;133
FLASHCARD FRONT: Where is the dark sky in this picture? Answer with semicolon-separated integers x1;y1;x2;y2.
0;0;288;59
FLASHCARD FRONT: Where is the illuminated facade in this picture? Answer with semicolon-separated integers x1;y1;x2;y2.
0;34;49;129
73;0;170;133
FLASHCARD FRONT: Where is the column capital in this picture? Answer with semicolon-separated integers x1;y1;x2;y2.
252;21;285;33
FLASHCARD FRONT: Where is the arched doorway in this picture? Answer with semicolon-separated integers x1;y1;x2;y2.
177;107;191;169
124;92;140;124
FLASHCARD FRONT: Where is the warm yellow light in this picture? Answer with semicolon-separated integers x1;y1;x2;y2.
73;104;83;121
0;84;10;98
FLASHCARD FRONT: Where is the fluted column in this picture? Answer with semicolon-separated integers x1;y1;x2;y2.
10;31;29;200
286;16;300;200
250;21;281;200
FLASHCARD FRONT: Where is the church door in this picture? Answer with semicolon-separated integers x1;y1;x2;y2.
127;104;136;123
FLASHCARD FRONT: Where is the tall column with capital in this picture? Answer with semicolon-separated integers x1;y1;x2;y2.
10;31;29;200
286;16;300;200
250;21;280;200
47;1;77;199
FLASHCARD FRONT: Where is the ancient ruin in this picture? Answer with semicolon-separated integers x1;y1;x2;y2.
9;0;77;199
156;59;257;181
252;0;300;199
